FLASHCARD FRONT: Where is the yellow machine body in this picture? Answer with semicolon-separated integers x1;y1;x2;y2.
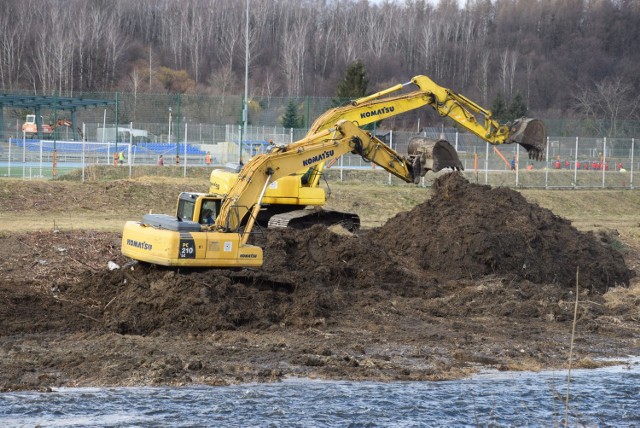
121;220;263;268
211;169;325;207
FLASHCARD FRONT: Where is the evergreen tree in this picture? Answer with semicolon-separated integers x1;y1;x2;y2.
335;60;369;101
507;93;528;121
491;92;508;123
333;60;378;129
281;100;301;128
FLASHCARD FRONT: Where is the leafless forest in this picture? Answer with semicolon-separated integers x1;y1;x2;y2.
1;0;639;123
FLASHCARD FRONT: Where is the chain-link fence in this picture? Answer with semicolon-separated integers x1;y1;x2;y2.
1;125;637;189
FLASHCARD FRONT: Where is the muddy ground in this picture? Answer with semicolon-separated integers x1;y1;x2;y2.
0;173;638;391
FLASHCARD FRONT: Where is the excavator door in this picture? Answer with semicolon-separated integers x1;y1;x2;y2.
407;137;463;182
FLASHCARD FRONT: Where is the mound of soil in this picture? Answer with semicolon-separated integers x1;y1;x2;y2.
80;174;633;336
368;173;633;293
2;174;632;338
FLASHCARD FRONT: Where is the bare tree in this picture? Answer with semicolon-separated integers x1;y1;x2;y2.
0;2;31;91
281;10;309;96
508;50;518;98
500;49;509;97
207;66;239;117
460;13;475;86
125;60;150;121
364;7;392;59
477;52;490;106
525;55;534;108
573;77;640;137
0;0;638;126
313;12;337;80
217;4;243;72
420;19;435;75
186;5;206;84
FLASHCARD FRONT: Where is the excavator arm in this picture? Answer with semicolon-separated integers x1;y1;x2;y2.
302;75;546;186
207;73;546;231
309;75;545;154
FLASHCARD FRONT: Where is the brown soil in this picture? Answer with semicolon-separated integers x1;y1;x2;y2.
0;173;638;391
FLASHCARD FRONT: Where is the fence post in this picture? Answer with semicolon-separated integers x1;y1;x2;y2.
631;138;635;189
82;140;85;183
515;143;520;187
484;141;489;185
7;136;11;177
115;92;119;154
545;136;550;189
602;137;607;188
183;122;188;178
388;130;393;186
573;137;578;188
238;125;242;163
22;133;26;179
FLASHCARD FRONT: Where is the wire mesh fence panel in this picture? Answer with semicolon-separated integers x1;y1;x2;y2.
2;120;640;189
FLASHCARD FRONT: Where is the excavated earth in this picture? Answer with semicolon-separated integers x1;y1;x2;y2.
0;173;638;391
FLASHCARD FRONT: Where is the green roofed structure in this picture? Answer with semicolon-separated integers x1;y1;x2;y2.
0;94;115;140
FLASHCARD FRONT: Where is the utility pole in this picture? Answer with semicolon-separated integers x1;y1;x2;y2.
240;0;249;163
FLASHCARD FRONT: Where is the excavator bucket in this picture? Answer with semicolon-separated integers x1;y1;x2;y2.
407;137;463;181
506;118;547;161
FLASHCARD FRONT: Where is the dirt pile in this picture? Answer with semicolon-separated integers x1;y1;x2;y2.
82;174;633;336
75;225;421;336
368;173;633;292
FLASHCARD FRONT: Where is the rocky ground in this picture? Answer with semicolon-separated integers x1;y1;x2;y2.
0;173;638;391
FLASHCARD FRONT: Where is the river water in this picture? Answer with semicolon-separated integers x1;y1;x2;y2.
1;360;638;427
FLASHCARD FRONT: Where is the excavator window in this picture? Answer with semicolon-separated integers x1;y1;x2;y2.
177;198;196;222
199;199;219;225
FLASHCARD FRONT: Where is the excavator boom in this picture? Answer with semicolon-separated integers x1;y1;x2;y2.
309;75;546;162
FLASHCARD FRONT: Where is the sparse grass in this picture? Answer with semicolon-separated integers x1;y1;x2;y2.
3;170;640;235
604;281;640;311
608;237;625;252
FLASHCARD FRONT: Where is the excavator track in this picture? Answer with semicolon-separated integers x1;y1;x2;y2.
267;208;360;232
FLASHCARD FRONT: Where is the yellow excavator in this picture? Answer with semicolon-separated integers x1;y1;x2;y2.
121;119;463;267
209;74;546;230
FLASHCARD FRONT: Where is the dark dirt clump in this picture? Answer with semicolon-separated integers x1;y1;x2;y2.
367;173;633;293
